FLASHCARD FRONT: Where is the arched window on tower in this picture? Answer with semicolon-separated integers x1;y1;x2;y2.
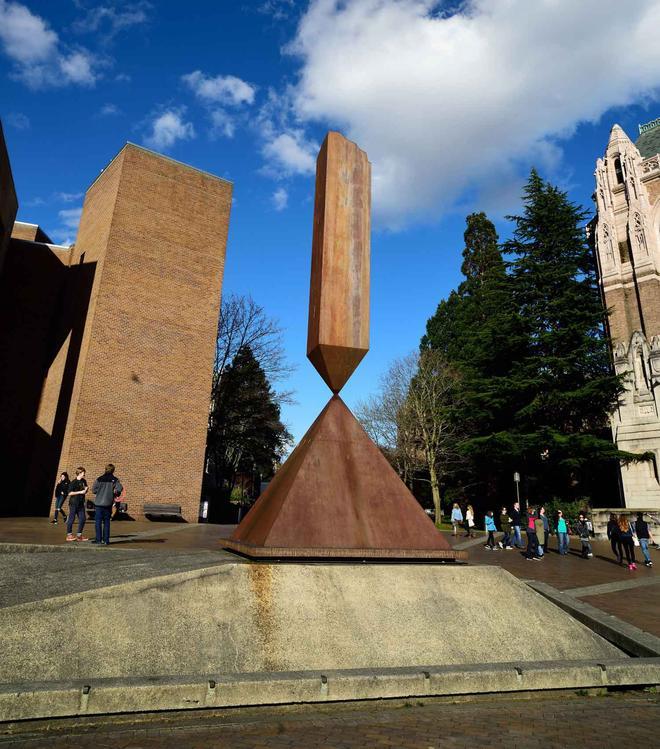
614;157;624;184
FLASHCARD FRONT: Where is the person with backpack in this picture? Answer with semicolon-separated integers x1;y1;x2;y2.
618;515;637;570
484;510;498;550
92;464;123;546
575;513;593;558
51;472;69;525
556;510;570;555
65;467;89;542
534;510;546;557
525;506;541;560
498;506;513;549
633;512;654;568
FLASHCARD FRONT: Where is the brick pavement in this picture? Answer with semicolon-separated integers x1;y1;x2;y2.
1;692;658;748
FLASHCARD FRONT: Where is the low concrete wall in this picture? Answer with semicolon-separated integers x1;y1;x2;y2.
0;563;621;685
1;659;658;722
591;508;660;539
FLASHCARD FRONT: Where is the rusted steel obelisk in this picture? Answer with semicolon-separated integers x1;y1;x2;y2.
224;132;464;560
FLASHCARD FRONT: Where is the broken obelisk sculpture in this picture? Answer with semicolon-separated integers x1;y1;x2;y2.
224;132;464;560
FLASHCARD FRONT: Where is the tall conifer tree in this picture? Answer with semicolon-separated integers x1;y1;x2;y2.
497;170;634;500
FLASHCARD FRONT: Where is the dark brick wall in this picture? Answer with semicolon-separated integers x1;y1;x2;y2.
0;120;18;276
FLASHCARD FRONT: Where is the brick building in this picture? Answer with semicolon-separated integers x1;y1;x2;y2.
592;117;660;509
0;126;232;522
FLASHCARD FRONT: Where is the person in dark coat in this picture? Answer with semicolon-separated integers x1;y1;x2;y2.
607;512;623;564
51;472;69;524
92;464;123;546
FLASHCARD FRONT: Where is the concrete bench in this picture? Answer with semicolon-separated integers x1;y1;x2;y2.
143;503;182;518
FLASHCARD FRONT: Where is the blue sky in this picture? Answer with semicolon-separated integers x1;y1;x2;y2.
2;0;660;444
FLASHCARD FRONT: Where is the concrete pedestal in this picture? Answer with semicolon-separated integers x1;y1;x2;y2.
1;562;621;685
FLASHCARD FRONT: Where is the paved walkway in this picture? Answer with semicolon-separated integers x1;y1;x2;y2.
1;692;658;747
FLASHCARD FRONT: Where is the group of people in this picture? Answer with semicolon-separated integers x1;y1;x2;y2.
52;464;124;546
450;501;657;570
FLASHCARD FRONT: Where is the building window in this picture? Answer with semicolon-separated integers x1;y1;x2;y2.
614;157;624;184
618;239;631;263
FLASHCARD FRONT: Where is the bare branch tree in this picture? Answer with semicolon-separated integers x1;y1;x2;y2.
214;294;296;405
356;350;461;522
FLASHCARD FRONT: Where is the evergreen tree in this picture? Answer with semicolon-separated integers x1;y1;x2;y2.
206;345;291;520
495;169;634;501
423;212;524;503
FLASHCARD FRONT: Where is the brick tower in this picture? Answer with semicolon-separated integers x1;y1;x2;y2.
593;118;660;508
0;134;232;521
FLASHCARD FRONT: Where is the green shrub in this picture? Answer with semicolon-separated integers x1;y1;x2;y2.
542;497;590;529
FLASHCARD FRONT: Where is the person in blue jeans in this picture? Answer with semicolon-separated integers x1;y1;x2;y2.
634;512;655;568
510;502;523;548
92;464;123;546
556;510;569;555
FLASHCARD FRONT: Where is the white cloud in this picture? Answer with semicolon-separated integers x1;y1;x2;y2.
99;102;119;116
0;1;100;88
182;70;256;106
262;130;316;176
6;111;30;129
58;207;83;229
56;191;84;203
0;0;57;63
210;109;235;138
144;109;195;151
284;0;660;227
72;1;151;41
271;187;288;211
59;50;96;85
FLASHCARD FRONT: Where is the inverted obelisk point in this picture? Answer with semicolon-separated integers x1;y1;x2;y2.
307;131;370;393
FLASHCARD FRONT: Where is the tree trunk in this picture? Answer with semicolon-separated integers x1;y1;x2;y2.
428;459;441;527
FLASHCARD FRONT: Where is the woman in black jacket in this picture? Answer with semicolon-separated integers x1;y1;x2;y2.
607;512;622;564
51;472;70;524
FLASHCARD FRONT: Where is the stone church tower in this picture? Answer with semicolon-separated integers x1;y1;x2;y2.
593;117;660;509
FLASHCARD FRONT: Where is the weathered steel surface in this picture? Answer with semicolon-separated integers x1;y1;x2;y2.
307;131;370;393
227;396;461;559
227;131;464;561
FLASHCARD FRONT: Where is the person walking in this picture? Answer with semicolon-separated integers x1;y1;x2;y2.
633;512;654;568
510;501;523;549
450;503;463;536
539;506;550;554
525;506;541;560
51;472;69;525
65;468;88;542
484;511;498;550
618;515;637;570
575;513;593;558
534;511;546;557
92;464;123;546
607;512;623;564
498;506;513;549
556;510;570;555
464;504;476;538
